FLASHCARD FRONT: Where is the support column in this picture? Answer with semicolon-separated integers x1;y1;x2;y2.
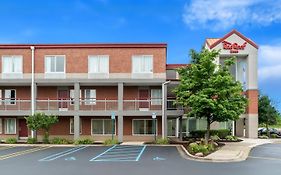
31;83;37;138
74;83;80;140
162;83;168;138
118;82;124;142
235;118;244;137
179;116;183;141
245;114;258;138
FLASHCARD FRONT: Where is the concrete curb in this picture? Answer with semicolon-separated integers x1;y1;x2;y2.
177;140;272;163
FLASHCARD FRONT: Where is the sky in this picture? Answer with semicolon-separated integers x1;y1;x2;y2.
1;0;281;110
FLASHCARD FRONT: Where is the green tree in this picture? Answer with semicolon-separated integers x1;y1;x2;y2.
258;95;280;137
25;113;43;140
173;49;247;141
25;112;58;143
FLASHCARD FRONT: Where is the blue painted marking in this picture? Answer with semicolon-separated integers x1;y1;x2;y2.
90;145;146;162
135;145;146;161
39;146;87;161
153;157;166;161
89;145;117;161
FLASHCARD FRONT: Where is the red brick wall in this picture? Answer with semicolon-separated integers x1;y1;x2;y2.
0;49;32;73
246;89;258;114
34;48;166;73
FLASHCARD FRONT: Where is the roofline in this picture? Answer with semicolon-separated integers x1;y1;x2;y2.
166;64;189;69
208;29;258;49
0;43;167;49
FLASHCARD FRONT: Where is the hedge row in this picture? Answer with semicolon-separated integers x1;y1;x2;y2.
189;129;231;139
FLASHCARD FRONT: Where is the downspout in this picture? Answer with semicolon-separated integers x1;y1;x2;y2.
30;46;35;138
162;80;170;139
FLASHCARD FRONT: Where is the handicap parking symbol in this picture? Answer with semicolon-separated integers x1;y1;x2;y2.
153;157;166;161
65;157;76;161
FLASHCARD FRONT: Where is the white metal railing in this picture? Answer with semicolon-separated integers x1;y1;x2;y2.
123;99;162;111
79;99;118;111
36;99;74;111
0;99;31;111
167;99;183;110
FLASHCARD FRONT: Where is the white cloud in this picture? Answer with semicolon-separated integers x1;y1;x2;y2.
258;45;281;80
183;0;281;30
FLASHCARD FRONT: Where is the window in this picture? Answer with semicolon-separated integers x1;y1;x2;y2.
45;55;65;73
133;119;155;135
4;89;16;105
0;119;2;134
88;55;109;73
132;55;153;73
91;119;115;135
5;118;16;134
2;56;23;74
69;89;81;105
151;89;162;105
70;118;82;134
84;89;96;105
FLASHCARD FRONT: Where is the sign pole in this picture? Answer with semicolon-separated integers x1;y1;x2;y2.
111;112;115;140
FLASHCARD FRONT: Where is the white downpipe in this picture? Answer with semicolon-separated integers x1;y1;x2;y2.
162;81;170;139
30;46;35;138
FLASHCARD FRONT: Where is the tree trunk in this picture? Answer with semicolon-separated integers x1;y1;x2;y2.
205;118;211;144
266;120;270;138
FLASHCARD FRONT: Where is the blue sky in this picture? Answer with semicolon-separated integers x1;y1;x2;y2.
1;0;281;110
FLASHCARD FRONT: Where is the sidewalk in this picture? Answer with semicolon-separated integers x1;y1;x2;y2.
180;138;273;162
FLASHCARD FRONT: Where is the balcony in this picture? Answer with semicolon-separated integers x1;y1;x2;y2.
0;98;184;117
123;99;162;111
0;98;31;111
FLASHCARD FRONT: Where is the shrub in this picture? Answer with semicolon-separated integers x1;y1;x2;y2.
189;129;231;139
188;142;216;155
271;134;278;138
5;138;17;144
155;138;169;144
225;135;238;141
42;137;49;144
74;138;93;145
259;135;269;139
103;139;119;146
210;135;220;141
27;137;37;144
51;137;72;144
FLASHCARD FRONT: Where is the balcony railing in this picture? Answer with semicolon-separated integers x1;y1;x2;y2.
79;99;118;111
167;99;183;110
0;98;183;111
0;98;31;111
123;99;162;111
36;98;118;111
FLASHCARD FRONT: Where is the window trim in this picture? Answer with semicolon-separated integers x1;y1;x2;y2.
132;119;157;136
88;55;110;74
4;89;16;105
91;119;116;136
69;118;82;134
132;55;153;73
150;89;162;105
44;55;66;74
84;89;96;105
5;118;16;135
1;55;23;74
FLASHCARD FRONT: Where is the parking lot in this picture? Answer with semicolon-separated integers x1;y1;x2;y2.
0;144;280;175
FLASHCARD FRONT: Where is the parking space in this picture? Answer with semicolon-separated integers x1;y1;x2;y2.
0;144;280;175
90;145;146;162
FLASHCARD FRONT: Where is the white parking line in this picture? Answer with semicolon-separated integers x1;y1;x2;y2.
39;146;87;161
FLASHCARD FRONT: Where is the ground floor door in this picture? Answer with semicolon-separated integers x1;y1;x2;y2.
19;119;28;138
139;89;149;109
58;90;69;110
167;119;177;136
